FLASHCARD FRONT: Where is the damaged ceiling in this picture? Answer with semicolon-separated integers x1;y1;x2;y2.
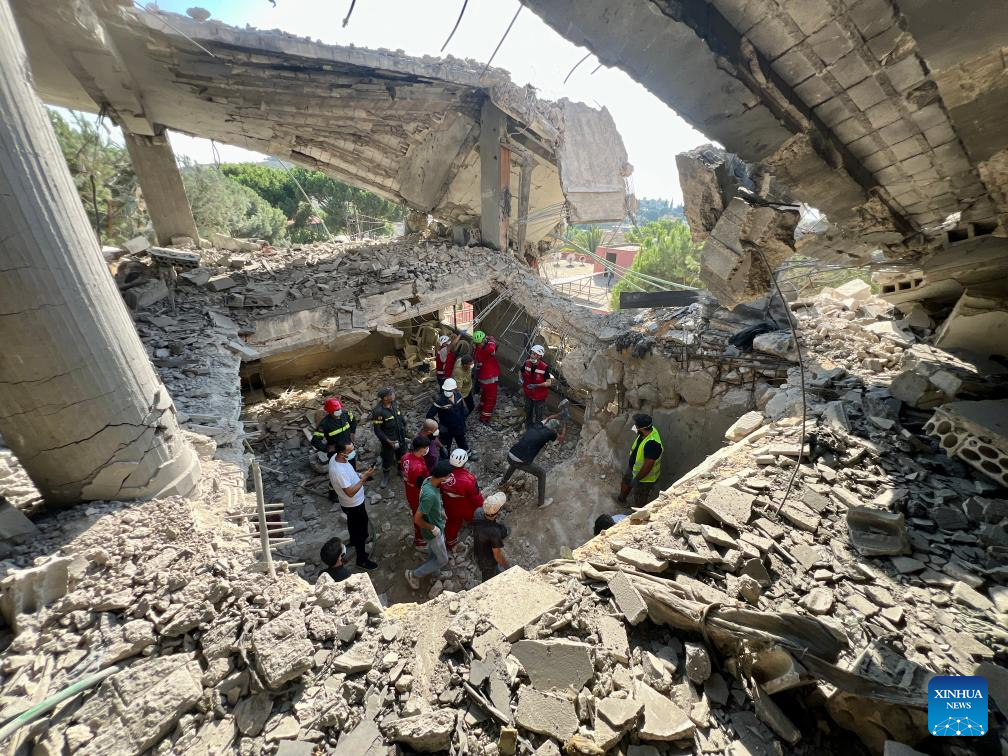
12;0;631;245
524;0;1008;270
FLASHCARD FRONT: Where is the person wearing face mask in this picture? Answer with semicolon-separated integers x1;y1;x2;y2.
615;413;663;508
521;344;552;429
372;386;406;488
312;397;357;459
328;440;378;570
434;334;457;388
432;377;476;459
418;418;445;470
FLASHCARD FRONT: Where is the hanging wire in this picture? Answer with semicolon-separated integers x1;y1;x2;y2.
135;2;218;58
590;63;604;75
341;0;357;27
480;3;523;79
563;52;592;85
276;158;335;241
441;0;469;52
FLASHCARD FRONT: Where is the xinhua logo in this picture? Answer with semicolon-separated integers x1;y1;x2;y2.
928;676;987;736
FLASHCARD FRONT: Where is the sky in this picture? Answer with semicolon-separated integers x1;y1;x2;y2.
147;0;710;203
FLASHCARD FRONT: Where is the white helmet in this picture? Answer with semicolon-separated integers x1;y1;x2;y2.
449;448;469;467
442;377;458;392
483;491;506;516
531;344;545;356
438;335;451;346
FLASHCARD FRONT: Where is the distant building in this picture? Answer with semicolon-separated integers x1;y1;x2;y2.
593;244;639;277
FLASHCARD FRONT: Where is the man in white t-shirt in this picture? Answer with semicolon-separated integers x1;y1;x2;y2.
328;441;378;570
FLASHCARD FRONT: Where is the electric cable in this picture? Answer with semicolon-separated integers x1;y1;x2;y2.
480;3;522;78
441;0;468;52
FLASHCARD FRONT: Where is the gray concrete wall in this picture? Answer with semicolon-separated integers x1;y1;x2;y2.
259;333;397;386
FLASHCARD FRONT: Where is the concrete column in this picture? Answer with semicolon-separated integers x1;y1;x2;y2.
479;99;510;250
0;0;199;504
122;128;200;246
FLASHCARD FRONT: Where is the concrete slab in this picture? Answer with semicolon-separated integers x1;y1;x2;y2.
512;639;594;691
514;686;578;740
465;567;564;642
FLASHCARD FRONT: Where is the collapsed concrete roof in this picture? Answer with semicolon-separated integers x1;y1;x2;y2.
524;0;1008;267
12;0;631;245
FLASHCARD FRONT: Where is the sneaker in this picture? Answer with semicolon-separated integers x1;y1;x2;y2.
356;559;379;571
405;569;420;590
538;497;554;509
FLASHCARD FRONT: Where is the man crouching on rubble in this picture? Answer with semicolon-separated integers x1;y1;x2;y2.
405;460;454;590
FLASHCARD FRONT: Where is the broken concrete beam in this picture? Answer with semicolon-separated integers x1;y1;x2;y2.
466;566;563;641
123;278;169;309
511;639;594;691
846;507;911;556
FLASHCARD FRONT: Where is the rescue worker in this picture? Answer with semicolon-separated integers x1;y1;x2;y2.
418;418;445;469
452;355;476;418
474;333;501;424
615;413;663;508
311;398;356;460
521;344;552;429
432;378;472;457
440;448;484;556
471;330;486;396
470;492;510;582
434;334;456;387
500;413;565;509
401;436;430;550
405;460;454;590
371;386;406;488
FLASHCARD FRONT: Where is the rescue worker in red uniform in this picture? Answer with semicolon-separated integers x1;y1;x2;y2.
474;334;501;424
400;436;431;550
521;344;552;429
440;448;484;555
434;334;456;387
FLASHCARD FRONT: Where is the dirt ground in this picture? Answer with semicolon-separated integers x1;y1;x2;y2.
242;361;618;606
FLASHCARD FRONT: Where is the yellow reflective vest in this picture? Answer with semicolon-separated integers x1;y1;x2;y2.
631;427;662;483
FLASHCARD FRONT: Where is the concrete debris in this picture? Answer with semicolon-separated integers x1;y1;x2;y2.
926;399;1008;487
122;278;169;310
846;507;911;557
383;709;456;752
514;687;578;740
934;288;1008;361
511;638;594;691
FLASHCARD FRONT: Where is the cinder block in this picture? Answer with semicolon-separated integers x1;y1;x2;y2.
808;21;853;65
794;75;835;107
833;117;869;144
813;96;853;127
771;47;818;86
848;76;887;109
878;119;916;144
884;55;926;93
864;100;901;130
745;17;798;61
848;0;895;39
829;52;872;89
0;557;73;633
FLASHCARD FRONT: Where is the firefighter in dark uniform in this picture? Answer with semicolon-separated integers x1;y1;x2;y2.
371;386;407;488
312;398;357;460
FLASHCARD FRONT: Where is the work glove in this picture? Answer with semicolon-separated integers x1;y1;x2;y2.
430;526;442;539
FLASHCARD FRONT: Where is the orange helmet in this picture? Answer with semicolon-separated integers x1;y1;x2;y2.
324;398;343;414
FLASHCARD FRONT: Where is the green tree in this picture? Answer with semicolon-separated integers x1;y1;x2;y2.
220;162;403;240
48;108;149;243
636;198;685;225
611;219;700;308
180;162;287;243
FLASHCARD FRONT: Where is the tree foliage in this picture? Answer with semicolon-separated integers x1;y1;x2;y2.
48;109;149;244
180;162;288;243
220;162;404;242
611;219;700;308
636;197;685;225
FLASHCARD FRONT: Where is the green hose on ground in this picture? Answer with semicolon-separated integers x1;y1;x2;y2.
0;661;130;743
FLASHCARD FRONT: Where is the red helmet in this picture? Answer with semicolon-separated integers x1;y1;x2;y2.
324;398;343;414
486;340;497;354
